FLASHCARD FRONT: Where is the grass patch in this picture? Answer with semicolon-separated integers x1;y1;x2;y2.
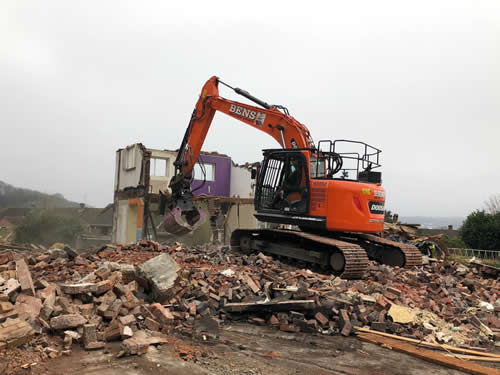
440;235;467;249
0;227;13;240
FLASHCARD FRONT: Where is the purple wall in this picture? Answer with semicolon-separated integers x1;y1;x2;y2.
191;154;231;197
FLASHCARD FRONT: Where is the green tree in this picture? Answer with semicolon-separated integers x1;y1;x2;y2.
460;210;500;250
15;212;84;246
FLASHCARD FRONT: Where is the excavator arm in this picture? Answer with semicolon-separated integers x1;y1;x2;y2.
164;76;314;235
174;76;313;177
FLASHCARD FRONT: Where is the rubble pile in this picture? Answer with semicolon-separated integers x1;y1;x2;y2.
0;242;173;360
161;244;500;348
0;240;498;365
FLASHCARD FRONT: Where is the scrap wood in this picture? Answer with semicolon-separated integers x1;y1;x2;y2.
0;244;31;251
272;286;298;292
470;315;494;337
354;327;500;359
358;332;500;375
223;299;315;313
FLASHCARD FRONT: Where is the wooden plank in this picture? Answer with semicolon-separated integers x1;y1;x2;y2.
0;244;30;251
223;299;315;313
355;327;500;359
358;333;500;375
452;355;500;363
243;275;260;294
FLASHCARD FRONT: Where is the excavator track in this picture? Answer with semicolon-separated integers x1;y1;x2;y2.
231;229;369;279
354;233;422;268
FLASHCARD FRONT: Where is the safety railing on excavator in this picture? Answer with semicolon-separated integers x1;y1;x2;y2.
312;139;382;182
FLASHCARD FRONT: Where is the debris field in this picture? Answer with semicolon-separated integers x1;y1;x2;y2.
0;240;499;374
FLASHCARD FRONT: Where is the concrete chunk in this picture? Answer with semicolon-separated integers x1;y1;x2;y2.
83;324;98;348
137;253;179;303
15;259;35;296
64;330;81;340
14;295;42;320
50;313;87;330
120;325;133;339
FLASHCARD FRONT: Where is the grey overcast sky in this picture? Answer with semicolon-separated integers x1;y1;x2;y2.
1;1;499;216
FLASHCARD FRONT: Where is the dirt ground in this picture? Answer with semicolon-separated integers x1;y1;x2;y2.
8;323;480;375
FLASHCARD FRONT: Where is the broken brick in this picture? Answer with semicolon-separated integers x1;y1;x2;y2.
144;317;160;331
314;312;329;326
149;303;174;324
118;314;136;326
0;318;35;349
60;283;98;295
95;280;114;295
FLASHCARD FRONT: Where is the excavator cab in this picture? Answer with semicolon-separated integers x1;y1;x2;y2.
256;150;310;215
255;140;384;231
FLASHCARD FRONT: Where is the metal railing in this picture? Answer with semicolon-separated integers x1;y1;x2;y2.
447;247;500;259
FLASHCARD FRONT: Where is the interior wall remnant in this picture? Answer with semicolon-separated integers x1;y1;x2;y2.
127;198;143;243
230;164;254;198
113;143;260;246
126;204;138;244
224;203;258;243
114;144;145;191
113;200;129;244
191;154;232;197
148;149;177;194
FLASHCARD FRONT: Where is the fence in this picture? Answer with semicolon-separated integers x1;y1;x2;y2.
447;247;500;260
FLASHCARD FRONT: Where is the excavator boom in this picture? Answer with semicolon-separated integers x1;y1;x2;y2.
174;76;313;177
164;76;313;235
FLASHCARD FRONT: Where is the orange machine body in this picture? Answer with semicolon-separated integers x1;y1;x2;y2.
168;76;385;236
309;178;385;233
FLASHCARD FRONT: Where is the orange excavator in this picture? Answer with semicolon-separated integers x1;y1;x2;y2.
162;76;422;278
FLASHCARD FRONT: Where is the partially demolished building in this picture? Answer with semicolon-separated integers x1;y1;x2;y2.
111;143;259;245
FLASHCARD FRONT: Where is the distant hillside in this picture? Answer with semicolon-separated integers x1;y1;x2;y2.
399;216;464;230
0;180;80;208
